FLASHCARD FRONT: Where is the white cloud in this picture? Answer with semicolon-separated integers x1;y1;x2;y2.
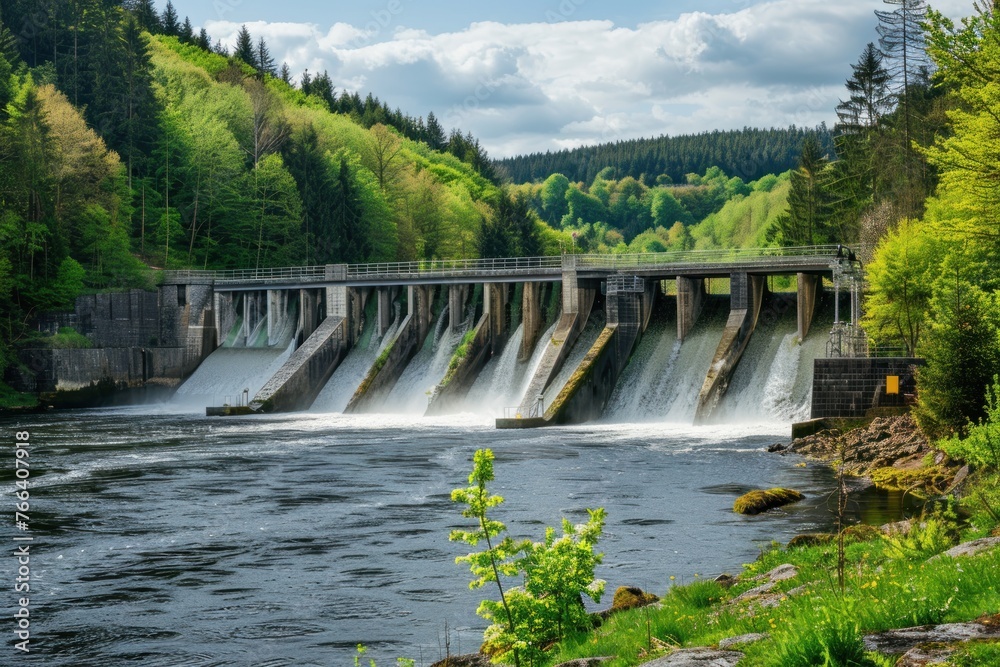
204;1;975;158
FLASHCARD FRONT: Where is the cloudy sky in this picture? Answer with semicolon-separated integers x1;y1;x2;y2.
165;0;976;158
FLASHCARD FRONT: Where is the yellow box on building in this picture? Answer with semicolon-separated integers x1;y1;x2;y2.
886;375;899;395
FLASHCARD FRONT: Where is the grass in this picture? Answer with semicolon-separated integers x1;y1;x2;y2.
39;327;92;349
0;382;37;409
539;465;1000;667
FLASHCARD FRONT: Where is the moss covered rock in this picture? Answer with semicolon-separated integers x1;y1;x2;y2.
611;585;659;613
733;488;804;515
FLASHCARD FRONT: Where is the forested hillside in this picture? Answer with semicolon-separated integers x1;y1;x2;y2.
497;126;834;186
0;0;544;396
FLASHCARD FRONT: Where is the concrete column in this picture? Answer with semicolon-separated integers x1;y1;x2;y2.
408;285;434;344
377;288;392;337
676;276;705;342
299;289;317;341
449;285;469;333
267;289;290;346
485;283;510;353
521;282;543;362
796;273;819;341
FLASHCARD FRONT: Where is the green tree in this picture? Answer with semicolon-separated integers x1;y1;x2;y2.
539;173;570;225
834;42;894;206
249;153;302;268
451;450;606;667
255;36;274;76
768;137;835;246
650;188;693;229
915;253;1000;439
161;0;179;37
234;25;255;68
861;219;940;355
126;0;161;34
450;449;527;667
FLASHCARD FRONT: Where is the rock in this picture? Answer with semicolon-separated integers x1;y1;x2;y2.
761;564;798;582
788;533;834;548
717;633;768;649
611;585;659;612
429;654;492;667
863;622;1000;654
933;536;1000;560
734;581;775;602
944;465;970;493
895;643;955;666
788;415;933;477
713;574;736;589
733;488;805;515
642;647;743;667
552;658;614;667
881;519;914;535
767;443;787;453
785;584;810;597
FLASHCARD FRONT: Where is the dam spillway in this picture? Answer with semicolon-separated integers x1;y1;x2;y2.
73;246;865;425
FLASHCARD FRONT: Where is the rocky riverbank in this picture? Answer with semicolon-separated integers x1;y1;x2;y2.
777;414;965;497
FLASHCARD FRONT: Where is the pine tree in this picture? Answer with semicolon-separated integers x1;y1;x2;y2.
126;0;161;34
876;0;930;210
234;25;255;67
767;137;834;246
161;0;180;37
833;42;895;212
256;36;275;76
179;17;194;44
196;28;211;51
425;111;446;151
279;62;292;85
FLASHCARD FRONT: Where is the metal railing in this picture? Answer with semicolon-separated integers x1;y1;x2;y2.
346;255;563;278
574;245;843;270
161;245;848;286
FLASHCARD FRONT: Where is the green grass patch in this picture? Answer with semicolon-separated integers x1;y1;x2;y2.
0;382;38;409
39;327;92;349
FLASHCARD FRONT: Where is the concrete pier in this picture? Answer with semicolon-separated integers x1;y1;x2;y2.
797;273;820;341
250;315;348;413
677;276;705;343
425;283;510;415
513;256;595;418
497;276;653;428
344;284;436;413
694;272;765;423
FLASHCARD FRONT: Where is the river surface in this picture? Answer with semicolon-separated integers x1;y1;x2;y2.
0;406;901;667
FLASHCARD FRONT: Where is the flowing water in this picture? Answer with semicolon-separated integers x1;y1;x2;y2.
5;292;892;666
384;307;463;415
5;409;854;667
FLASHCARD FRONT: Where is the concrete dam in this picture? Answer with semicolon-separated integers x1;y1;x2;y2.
168;246;852;426
21;246;890;425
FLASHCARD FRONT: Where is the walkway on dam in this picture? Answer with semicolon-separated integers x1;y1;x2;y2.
162;245;851;291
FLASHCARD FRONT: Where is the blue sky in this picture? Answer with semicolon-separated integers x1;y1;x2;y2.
163;1;975;158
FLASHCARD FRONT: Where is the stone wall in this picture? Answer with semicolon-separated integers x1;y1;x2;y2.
13;283;217;406
811;357;922;419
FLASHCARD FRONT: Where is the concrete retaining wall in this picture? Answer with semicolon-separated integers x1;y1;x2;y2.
811;357;922;418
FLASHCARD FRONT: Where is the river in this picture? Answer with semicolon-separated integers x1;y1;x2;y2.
2;407;871;667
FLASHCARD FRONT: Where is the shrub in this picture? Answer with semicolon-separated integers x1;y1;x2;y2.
450;449;606;666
